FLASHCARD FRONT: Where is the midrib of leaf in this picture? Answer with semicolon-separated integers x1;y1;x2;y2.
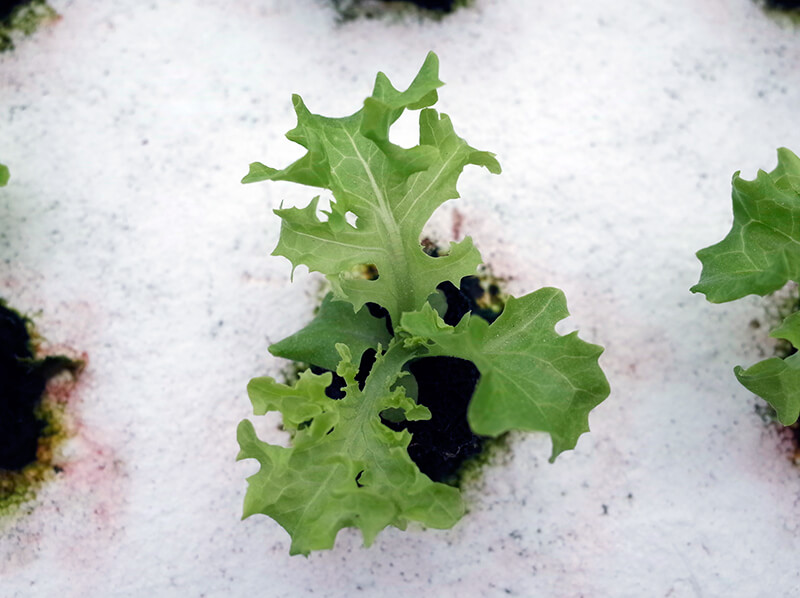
292;464;342;533
282;220;384;252
340;341;414;459
724;218;800;276
395;152;457;227
738;177;800;256
343;126;416;315
485;293;558;348
497;353;582;397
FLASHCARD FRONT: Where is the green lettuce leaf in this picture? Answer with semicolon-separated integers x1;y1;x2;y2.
401;288;610;460
240;54;611;555
243;51;500;323
269;293;391;371
693;148;800;425
735;354;800;426
237;341;463;556
734;310;800;425
691;148;800;302
769;309;800;348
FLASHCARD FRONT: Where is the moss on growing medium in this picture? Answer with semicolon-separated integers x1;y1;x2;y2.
331;0;471;22
0;301;82;517
756;0;800;25
0;0;56;53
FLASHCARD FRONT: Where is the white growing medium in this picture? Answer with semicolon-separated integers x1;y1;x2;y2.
1;0;800;596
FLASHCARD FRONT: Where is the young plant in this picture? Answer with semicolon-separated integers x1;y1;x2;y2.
238;52;610;556
692;148;800;425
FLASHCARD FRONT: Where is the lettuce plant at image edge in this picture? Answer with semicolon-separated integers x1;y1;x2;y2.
692;148;800;426
237;52;611;556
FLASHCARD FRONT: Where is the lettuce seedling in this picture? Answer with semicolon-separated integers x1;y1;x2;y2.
238;52;610;556
692;148;800;425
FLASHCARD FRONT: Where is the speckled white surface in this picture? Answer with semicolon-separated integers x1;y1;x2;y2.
1;0;800;596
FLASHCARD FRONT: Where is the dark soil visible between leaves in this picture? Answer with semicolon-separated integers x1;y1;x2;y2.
390;276;502;484
398;355;484;484
310;273;504;485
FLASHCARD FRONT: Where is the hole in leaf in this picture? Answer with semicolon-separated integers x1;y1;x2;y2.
355;470;364;487
340;263;379;282
310;347;380;400
366;302;393;335
345;211;357;227
437;276;504;326
363;264;379;280
421;237;441;257
311;365;346;400
379;407;405;424
387;107;419;149
355;349;377;390
314;195;333;221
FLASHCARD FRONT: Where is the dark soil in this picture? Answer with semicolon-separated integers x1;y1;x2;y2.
0;302;75;471
388;277;500;483
332;0;463;21
311;274;502;484
0;1;25;21
399;355;483;483
385;0;459;10
765;0;800;9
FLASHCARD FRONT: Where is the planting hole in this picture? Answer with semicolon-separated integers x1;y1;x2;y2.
0;301;82;516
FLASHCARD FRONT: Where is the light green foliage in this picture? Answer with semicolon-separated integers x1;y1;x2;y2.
400;288;609;460
0;163;8;187
693;148;800;424
735;310;800;425
692;148;800;302
239;53;609;554
243;52;500;323
237;343;462;556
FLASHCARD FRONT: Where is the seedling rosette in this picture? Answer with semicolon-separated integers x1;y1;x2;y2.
238;52;610;555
